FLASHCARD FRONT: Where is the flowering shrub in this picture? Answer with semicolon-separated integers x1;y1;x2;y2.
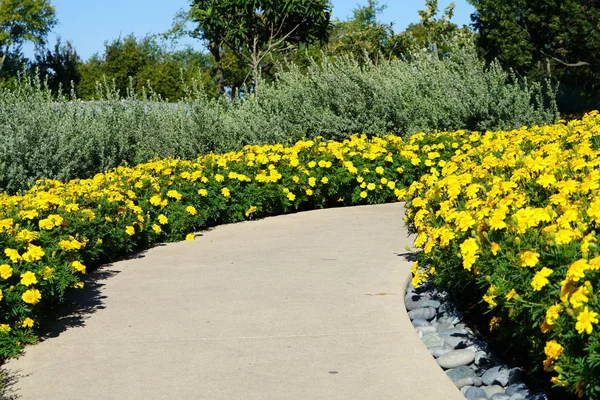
0;132;453;360
404;111;600;398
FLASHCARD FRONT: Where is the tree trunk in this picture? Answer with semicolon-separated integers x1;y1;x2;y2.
251;37;260;99
210;44;224;96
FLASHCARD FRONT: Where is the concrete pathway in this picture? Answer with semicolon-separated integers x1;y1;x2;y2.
5;203;463;400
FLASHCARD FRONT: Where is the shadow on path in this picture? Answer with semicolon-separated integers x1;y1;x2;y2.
0;366;24;399
39;267;120;341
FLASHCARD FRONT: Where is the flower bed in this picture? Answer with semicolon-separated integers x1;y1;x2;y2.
0;132;452;360
3;111;599;398
404;111;600;398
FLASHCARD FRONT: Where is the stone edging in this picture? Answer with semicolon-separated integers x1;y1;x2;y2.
402;273;549;400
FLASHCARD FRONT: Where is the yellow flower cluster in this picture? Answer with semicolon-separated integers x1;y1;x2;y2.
404;111;600;394
1;131;445;360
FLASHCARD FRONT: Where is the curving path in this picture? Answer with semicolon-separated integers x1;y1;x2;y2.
4;203;463;400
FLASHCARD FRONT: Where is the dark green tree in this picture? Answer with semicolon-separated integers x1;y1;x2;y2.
33;37;82;95
469;0;600;111
0;0;57;74
77;34;214;100
187;0;332;96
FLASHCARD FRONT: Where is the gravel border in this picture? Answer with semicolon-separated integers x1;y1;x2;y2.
405;279;551;400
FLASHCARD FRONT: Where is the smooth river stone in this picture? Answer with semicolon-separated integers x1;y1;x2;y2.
411;318;430;327
438;327;470;337
416;325;437;335
406;299;441;311
446;366;476;382
428;345;454;358
407;307;437;321
463;386;487;400
454;376;483;389
484;385;506;398
436;349;476;369
442;335;468;348
482;365;511;386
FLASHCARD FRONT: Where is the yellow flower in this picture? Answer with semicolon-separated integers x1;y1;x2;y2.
305;189;313;196
490;242;501;256
360;191;367;199
387;181;396;189
245;206;257;217
21;317;34;328
460;238;479;271
166;190;182;200
158;214;168;225
214;174;224;182
72;261;86;273
0;218;14;231
543;340;564;371
20;271;38;287
489;316;501;332
19;209;39;220
566;259;589;282
367;183;376;191
321;177;329;184
38;218;55;230
287;192;296;201
575;306;599;334
0;324;11;333
4;248;21;263
125;226;135;236
22;244;45;263
536;173;556;188
505;289;518;301
520;251;540;267
150;195;162;206
531;267;553;291
221;187;231;198
185;233;195;241
375;166;384;174
0;264;13;280
22;288;42;305
41;266;54;280
185;206;197;215
48;214;63;227
197;188;208;197
308;177;316;187
307;161;316;168
570;286;590;309
73;282;84;289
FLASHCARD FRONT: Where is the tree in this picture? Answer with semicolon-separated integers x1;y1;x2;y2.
33;37;81;95
328;0;398;63
0;0;57;74
77;34;214;101
469;0;600;110
187;0;332;96
328;0;470;63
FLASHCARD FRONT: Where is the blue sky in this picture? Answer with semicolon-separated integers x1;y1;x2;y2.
24;0;475;61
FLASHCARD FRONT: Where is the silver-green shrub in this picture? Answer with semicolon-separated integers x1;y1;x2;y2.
0;42;557;193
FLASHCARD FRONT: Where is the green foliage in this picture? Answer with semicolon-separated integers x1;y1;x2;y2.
76;34;214;101
0;0;56;74
469;0;600;112
187;0;332;93
0;43;557;194
32;37;82;95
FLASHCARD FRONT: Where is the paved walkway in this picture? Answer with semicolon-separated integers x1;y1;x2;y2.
5;203;463;400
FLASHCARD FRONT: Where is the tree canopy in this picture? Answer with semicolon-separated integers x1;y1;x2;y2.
469;0;600;110
188;0;332;95
0;0;56;73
